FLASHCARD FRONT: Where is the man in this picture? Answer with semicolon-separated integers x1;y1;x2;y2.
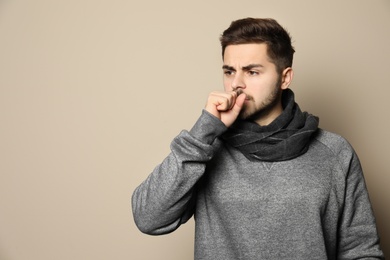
132;18;384;259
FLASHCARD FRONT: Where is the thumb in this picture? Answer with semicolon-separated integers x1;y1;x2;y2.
231;93;246;115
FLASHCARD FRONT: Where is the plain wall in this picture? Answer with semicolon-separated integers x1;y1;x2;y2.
0;0;389;259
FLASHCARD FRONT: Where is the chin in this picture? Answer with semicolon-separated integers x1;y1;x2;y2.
239;105;272;123
238;108;257;121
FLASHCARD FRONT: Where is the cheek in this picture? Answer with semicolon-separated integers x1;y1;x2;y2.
249;76;276;91
246;79;274;99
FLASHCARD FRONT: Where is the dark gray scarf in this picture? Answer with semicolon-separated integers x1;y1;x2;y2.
221;89;319;162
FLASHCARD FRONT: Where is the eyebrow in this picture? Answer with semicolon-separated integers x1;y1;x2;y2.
222;64;264;71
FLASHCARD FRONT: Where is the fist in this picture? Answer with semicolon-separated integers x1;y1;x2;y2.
205;90;246;127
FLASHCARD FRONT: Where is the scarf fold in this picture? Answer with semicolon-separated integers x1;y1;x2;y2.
221;89;319;162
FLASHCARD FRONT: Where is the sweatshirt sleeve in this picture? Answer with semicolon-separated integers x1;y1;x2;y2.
131;110;227;235
337;148;384;259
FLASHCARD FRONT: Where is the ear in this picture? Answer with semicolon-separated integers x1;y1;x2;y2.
281;67;294;90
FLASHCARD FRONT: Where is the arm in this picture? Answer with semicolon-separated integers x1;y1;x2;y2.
132;91;245;235
338;150;384;259
131;110;227;235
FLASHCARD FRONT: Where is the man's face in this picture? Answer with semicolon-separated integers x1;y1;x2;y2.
223;43;288;125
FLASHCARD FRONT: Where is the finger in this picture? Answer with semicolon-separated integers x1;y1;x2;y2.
212;92;236;111
231;93;246;114
228;91;237;110
205;92;229;117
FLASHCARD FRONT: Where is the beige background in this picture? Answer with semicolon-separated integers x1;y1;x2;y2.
0;0;389;259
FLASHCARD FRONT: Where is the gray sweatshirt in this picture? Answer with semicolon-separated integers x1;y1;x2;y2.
132;110;384;259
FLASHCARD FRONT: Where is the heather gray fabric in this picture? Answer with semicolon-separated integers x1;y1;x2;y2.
132;110;384;260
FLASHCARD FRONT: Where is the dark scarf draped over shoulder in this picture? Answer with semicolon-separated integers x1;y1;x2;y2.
221;89;319;162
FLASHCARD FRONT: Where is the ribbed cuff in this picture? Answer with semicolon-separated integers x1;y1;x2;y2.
189;110;227;144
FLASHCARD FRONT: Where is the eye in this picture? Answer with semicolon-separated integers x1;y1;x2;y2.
248;70;259;76
223;70;234;76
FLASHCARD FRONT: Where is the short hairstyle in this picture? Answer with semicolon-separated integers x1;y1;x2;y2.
220;18;295;73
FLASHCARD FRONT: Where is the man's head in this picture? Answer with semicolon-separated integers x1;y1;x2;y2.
220;18;295;74
220;18;295;125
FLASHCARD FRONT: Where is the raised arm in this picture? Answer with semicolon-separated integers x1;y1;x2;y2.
132;90;245;235
131;110;227;235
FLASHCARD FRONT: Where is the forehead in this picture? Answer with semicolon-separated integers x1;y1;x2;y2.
223;43;271;65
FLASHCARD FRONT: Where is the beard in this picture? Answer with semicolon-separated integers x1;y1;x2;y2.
238;77;283;122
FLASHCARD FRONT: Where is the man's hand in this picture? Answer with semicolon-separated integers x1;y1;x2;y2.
205;91;246;127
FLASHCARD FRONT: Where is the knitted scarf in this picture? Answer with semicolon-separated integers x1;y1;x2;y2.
221;89;319;162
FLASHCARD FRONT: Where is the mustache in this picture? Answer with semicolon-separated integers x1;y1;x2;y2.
233;89;252;100
234;89;243;95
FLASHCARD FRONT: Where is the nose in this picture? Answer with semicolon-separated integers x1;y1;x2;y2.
231;72;245;91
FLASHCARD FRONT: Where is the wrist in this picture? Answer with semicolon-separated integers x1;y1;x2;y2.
189;110;227;144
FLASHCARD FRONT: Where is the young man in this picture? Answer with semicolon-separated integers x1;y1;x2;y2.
132;18;384;259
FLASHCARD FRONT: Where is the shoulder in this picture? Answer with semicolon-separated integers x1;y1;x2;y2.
311;129;359;172
313;129;354;152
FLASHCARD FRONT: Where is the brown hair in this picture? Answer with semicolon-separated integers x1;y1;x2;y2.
220;18;295;73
